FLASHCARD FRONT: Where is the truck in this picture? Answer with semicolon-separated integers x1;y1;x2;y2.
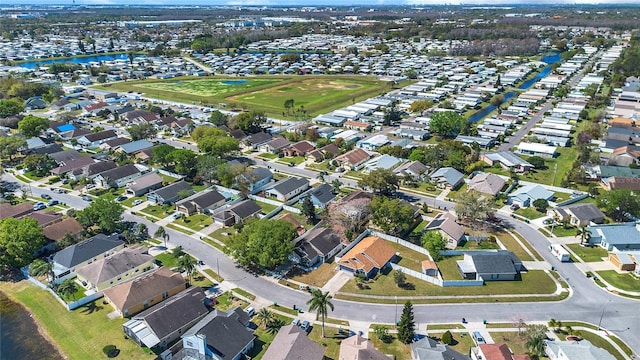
549;244;570;262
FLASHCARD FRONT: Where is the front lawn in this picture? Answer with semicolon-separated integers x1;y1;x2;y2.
210;227;238;243
141;204;173;218
514;207;545;220
213;291;248;311
173;214;213;231
276;156;305;165
0;281;155;360
287;262;338;288
493;230;534;261
369;334;412;359
155;253;181;269
258;152;278;160
566;244;608;262
548;225;577;237
121;195;144;208
490;331;528;356
387;241;431;273
596;270;640;292
427;331;476;356
190;272;215;290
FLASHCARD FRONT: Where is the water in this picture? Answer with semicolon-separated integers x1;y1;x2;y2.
222;79;248;85
17;53;145;69
467;92;517;123
0;291;64;360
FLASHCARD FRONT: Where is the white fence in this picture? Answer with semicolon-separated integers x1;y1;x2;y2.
390;263;443;286
157;169;184;180
66;291;104;310
369;230;432;257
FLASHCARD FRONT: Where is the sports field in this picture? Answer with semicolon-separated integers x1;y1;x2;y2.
96;76;389;119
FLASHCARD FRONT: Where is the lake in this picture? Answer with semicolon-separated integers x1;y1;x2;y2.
18;53;145;69
0;291;64;360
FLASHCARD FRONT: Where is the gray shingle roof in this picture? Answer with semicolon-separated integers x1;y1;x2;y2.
150;180;194;201
185;308;255;359
310;183;336;205
261;324;325;360
470;252;518;275
53;234;124;268
226;199;262;219
411;337;470;360
97;163;140;181
559;203;605;222
430;167;464;187
75;247;153;285
271;177;309;196
117;140;154;154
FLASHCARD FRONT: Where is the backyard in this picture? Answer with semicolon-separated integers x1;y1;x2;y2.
387;241;431;273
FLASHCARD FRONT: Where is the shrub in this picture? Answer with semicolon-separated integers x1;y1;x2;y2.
47;176;61;184
442;330;454;345
102;345;119;358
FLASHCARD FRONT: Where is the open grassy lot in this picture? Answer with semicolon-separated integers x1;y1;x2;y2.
95;75;388;119
287;262;338;288
566;244;608;262
0;281;155;360
548;225;577;237
387;241;431;273
578;331;627;360
514;207;545;220
173;214;213;231
490;331;528;355
596;270;640;292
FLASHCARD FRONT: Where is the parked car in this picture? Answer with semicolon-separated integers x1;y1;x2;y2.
300;320;310;331
244;307;255;317
47;200;59;206
132;199;143;206
33;203;47;211
85;184;95;190
116;195;127;202
172;211;183;219
41;193;52;200
292;319;300;326
82;195;92;202
510;204;520;211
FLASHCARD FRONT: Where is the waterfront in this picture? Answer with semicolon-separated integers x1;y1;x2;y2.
17;53;144;69
0;291;63;360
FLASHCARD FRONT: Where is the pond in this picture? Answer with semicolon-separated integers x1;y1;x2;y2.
17;53;146;69
221;79;248;85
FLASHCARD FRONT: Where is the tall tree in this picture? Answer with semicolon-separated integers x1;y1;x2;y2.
209;110;228;126
306;289;334;338
58;279;79;301
524;324;548;357
358;168;399;197
429;111;467;138
29;259;54;284
397;301;416;344
370;196;417;236
0;217;45;270
18;115;49;137
454;190;496;228
597;189;640;222
422;230;446;261
0;136;26;161
0;98;25;117
170;149;198;178
154;226;169;248
383;103;402;126
256;308;275;329
233;111;266;134
576;226;592;245
301;196;316;223
178;255;197;283
76;196;124;234
225;219;296;269
127;122;156;140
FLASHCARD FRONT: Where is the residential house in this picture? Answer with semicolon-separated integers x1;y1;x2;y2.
52;234;125;281
25;137;47;150
283;141;315;157
394;161;429;181
126;172;164;197
545;340;616;360
307;183;336;209
76;247;156;291
244;132;272;149
147;180;194;204
549;203;605;227
0;202;34;221
262;324;325;360
357;134;391;151
507;184;554;208
70;160;117;180
337;236;396;278
176;190;227;216
237;167;273;194
123;287;209;350
586;222;640;251
260;136;291;154
43;217;84;243
122;109;158;124
293;227;343;266
30;143;63;155
100;137;132;152
430;167;464;189
177;308;254;360
77;130;118;148
456;251;523;281
170;119;194;136
516;142;557;158
94;164;142;188
607;145;640;167
26;211;62;227
307;144;340;162
49;149;83;164
266;177;310;201
344;120;373;132
412;337;470;360
425;213;466;250
212;199;262;226
471;343;530;360
103;267;187;317
362;154;402;173
335;148;373;171
278;213;306;235
468;173;506;196
115;139;154;155
339;334;392;360
601;176;640;191
50;156;96;177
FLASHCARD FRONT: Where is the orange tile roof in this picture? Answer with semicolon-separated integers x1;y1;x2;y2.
337;236;396;274
479;343;513;360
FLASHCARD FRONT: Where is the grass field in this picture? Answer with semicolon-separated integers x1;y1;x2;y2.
595;270;640;292
95;75;389;119
566;244;608;262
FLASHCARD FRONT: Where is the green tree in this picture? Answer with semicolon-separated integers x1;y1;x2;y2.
397;301;415;344
209;110;228;126
597;189;640;222
152;144;175;168
429;111;467;138
393;269;406;288
441;330;454;345
358;168;399;197
18;115;49;137
422;231;446;261
256;308;275;329
178;255;197;283
490;94;504;107
197;135;239;158
0;136;26;161
234;110;266;134
58;279;78;301
127;122;156;140
170;149;198;178
154;226;169;248
76;196;124;234
22;154;56;177
409;99;434;113
373;325;392;343
0;98;25;117
301;196;316;223
576;226;592;245
527;156;546;169
532;199;549;213
383;103;402;126
306;289;334;338
524;324;547;357
370;196;417;236
225;219;296;269
265;318;286;335
0;217;45;269
284;99;295;115
454;190;496;226
29;259;54;284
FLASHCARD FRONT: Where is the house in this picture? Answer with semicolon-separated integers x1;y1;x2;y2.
212;199;262;226
123;287;209;350
103;267;187;317
283;141;315;157
337;236;396;278
52;234;125;281
308;183;336;209
70;160;117;180
362;154;402;173
586;222;640;251
100;137;132;152
176;190;227;216
147;180;194;204
50;156;96;176
237;167;273;194
170;119;194;135
602;176;640;191
516;142;557;158
26;211;62;227
293;227;343;266
77;130;118;148
508;184;554;208
126;172;164;197
335;148;373;171
339;334;392;360
49;149;83;164
425;213;465;250
260;136;291;154
471;343;530;360
607;145;640;167
0;202;34;221
262;324;324;360
394;161;429;181
278;213;306;235
412;337;470;360
176;308;254;360
94;164;142;188
430;167;464;189
115;139;154;155
468;173;506;196
122;109;158;124
456;251;523;281
545;340;616;360
76;247;156;291
307;144;340;162
43;217;84;243
266;177;310;201
344;120;373;131
550;203;605;227
357;134;391;151
244;131;272;149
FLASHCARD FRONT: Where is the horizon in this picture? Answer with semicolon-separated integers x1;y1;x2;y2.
4;1;640;6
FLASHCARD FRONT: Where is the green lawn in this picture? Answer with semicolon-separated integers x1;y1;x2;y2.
0;281;155;360
490;331;528;356
595;271;640;292
141;204;173;218
256;201;280;214
203;268;225;283
213;291;249;311
566;244;608;262
190;272;215;290
121;195;145;208
276;156;306;165
514;207;545;220
387;241;431;273
23;171;47;181
436;256;464;280
173;214;213;231
210;227;238;243
159;173;180;184
517;148;577;187
369;334;412;359
155;253;181;269
232;288;256;301
258;152;278;160
493;230;534;261
427;331;476;356
192;184;208;192
578;331;628;360
548;225;577;237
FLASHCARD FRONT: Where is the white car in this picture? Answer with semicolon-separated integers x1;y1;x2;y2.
132;199;143;206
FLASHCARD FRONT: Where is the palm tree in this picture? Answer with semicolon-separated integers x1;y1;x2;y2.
331;179;342;191
135;223;149;240
58;279;78;301
576;226;592;246
265;318;286;335
30;259;54;285
255;308;275;329
306;289;334;338
154;226;169;248
178;256;197;283
316;172;325;183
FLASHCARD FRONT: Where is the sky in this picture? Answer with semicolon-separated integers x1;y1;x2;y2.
5;0;639;5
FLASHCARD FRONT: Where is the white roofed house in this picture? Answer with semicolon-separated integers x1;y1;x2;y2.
516;142;557;158
265;177;310;202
